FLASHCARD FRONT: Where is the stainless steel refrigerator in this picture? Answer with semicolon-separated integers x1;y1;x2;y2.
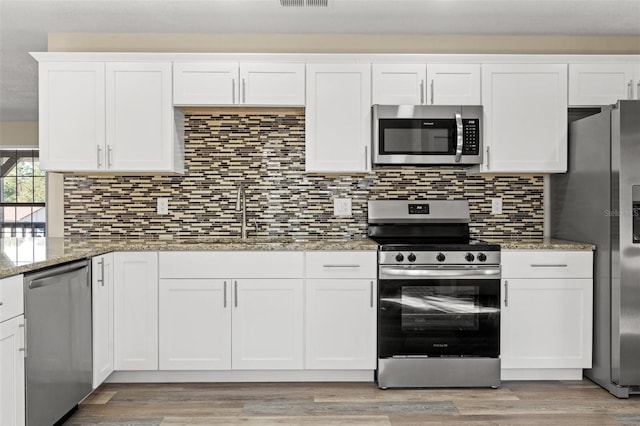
550;100;640;398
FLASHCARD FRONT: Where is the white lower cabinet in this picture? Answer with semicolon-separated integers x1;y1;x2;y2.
500;250;593;380
159;279;231;370
0;274;25;426
232;279;304;370
157;251;305;371
113;252;159;371
0;315;25;426
92;253;114;387
303;250;377;370
305;279;376;369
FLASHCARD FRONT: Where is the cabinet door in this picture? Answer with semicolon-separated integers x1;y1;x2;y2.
240;63;305;105
501;278;593;369
92;253;114;388
232;279;303;370
106;62;174;171
0;315;26;426
427;64;481;105
305;64;371;173
159;279;232;370
173;62;239;105
371;64;426;105
113;252;159;370
569;63;635;106
482;64;567;173
38;62;105;172
305;279;376;370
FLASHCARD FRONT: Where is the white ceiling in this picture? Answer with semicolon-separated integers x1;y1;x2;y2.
1;0;640;123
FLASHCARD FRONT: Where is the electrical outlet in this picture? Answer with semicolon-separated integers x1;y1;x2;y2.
491;197;503;215
334;198;352;217
157;198;169;215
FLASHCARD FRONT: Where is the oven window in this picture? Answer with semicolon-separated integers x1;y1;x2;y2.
401;285;479;331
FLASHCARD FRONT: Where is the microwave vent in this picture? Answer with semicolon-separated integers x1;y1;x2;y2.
280;0;329;6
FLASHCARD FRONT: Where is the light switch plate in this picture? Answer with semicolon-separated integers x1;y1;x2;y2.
334;198;352;216
157;198;169;215
491;197;503;215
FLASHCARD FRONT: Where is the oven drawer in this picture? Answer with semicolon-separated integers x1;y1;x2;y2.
501;250;593;279
305;251;377;279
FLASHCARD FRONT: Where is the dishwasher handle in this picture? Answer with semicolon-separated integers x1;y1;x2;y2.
26;261;90;289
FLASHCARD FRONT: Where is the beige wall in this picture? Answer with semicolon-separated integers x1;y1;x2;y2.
48;33;640;54
0;121;38;148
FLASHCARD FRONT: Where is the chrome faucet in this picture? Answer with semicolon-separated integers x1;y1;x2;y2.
235;185;247;239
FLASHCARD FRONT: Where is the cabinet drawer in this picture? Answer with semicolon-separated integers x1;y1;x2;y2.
0;275;24;322
305;251;377;279
502;250;593;279
159;251;304;279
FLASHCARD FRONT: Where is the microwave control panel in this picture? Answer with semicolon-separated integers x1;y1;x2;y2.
462;119;480;155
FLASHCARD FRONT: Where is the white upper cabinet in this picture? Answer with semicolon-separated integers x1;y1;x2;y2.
173;62;305;106
37;60;183;174
38;62;106;172
427;64;482;105
569;63;637;105
372;64;426;105
106;62;177;172
305;63;371;173
481;64;568;173
372;64;481;105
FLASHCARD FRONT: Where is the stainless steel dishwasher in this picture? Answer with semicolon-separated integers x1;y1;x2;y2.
24;259;92;426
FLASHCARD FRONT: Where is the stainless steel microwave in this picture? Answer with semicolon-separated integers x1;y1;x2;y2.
372;105;483;165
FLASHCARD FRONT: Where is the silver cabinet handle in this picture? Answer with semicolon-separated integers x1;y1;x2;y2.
234;281;238;307
223;281;227;308
486;146;490;170
323;264;361;268
364;145;369;172
19;320;26;356
242;78;246;104
232;78;236;104
504;280;508;307
454;112;463;163
637;81;639;100
420;80;424;104
97;258;105;286
628;80;633;100
530;264;568;267
0;301;3;306
97;145;102;168
370;281;374;307
107;145;113;168
430;79;434;105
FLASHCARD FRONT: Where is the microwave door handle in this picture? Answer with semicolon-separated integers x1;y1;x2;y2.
455;112;463;163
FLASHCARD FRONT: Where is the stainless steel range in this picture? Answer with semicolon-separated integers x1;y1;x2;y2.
368;200;501;389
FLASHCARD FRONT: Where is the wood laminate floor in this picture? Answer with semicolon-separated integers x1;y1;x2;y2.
64;380;640;426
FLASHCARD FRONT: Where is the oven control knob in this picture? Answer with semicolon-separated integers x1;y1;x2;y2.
436;253;446;262
477;253;487;262
395;253;404;262
465;252;475;262
407;253;417;262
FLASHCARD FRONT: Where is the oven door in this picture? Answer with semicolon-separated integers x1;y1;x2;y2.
378;266;500;358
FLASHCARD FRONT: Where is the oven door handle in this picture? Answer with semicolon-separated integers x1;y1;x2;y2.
379;266;500;280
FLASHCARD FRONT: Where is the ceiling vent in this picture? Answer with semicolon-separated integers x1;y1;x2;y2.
280;0;329;7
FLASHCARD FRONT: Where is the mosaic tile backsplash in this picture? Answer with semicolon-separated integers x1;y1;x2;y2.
63;110;544;239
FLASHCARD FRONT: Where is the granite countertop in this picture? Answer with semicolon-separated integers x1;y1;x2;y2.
0;237;380;279
0;236;595;279
485;237;595;251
